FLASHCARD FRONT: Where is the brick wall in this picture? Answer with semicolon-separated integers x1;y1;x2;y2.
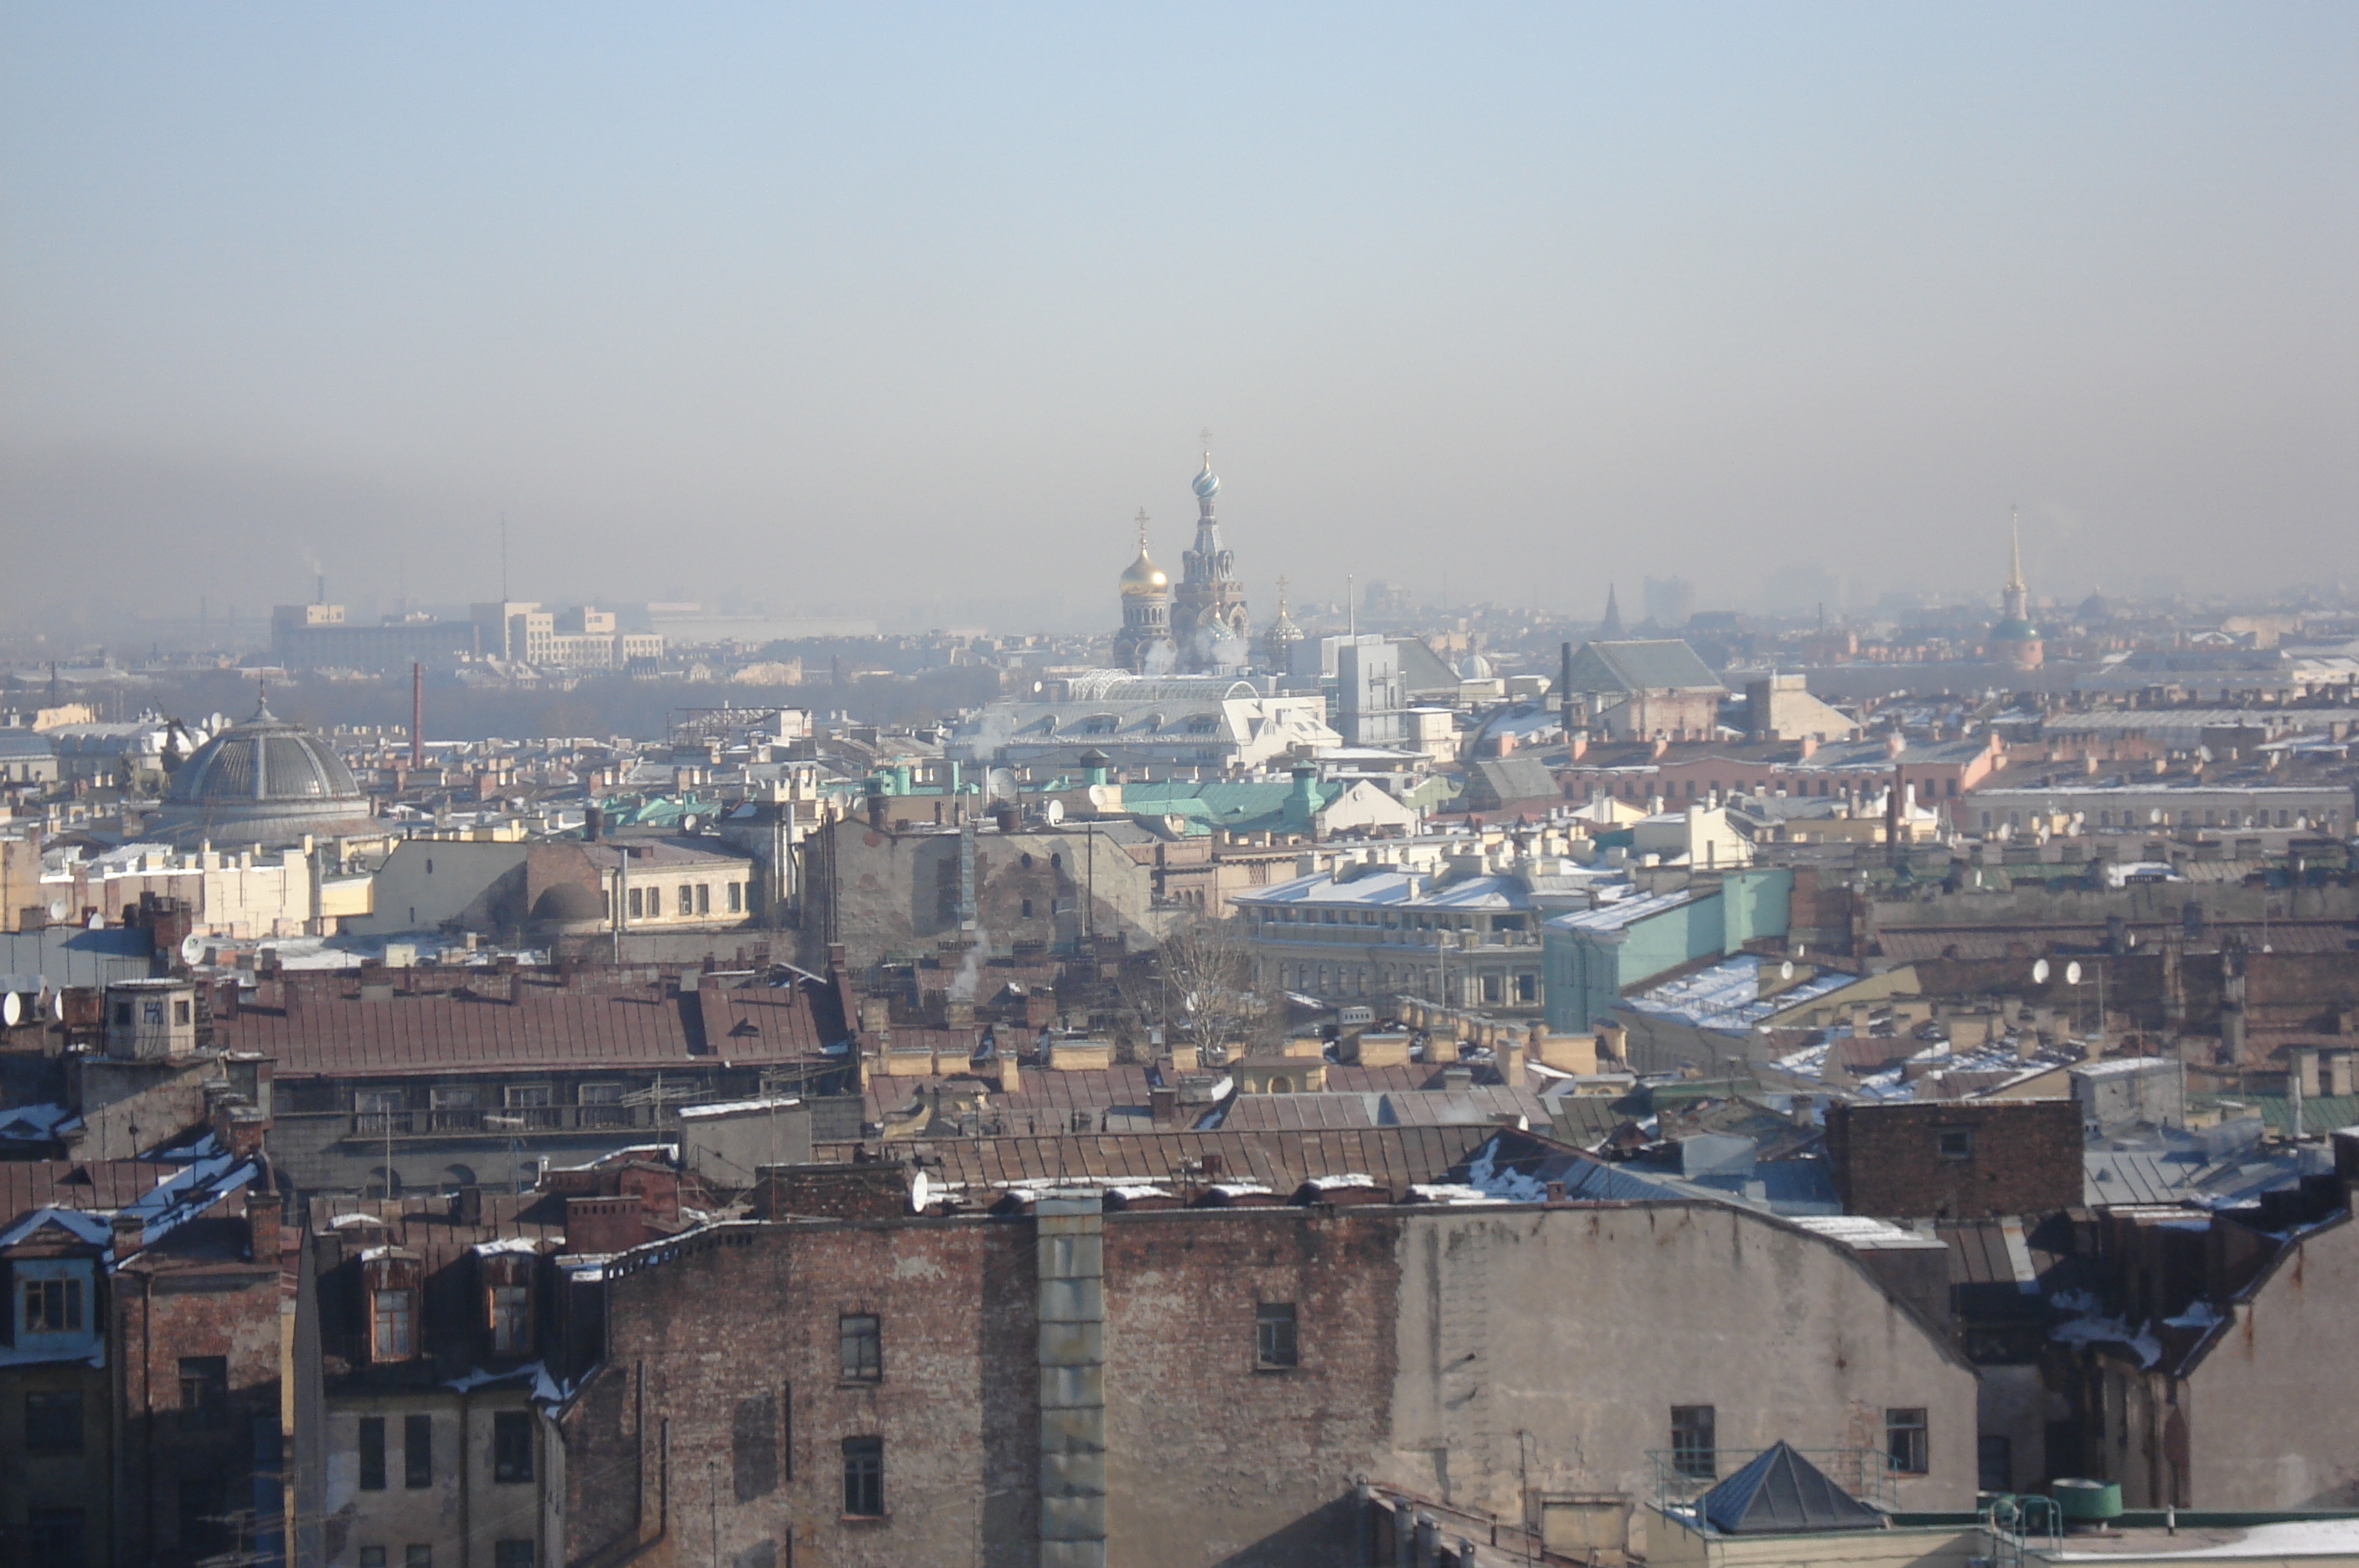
1826;1100;2084;1219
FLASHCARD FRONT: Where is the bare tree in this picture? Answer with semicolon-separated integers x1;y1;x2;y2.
1132;912;1279;1060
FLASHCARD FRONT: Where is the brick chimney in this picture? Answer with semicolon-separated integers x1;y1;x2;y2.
245;1188;282;1265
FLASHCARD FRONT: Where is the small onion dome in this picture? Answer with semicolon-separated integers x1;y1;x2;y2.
1120;547;1169;596
1192;457;1221;499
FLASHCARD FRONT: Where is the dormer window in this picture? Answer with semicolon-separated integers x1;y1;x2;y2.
24;1274;84;1333
374;1288;414;1359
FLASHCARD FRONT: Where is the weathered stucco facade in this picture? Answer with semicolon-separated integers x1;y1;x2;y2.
557;1198;1976;1567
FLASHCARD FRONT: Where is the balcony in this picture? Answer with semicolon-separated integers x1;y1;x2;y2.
343;1103;679;1140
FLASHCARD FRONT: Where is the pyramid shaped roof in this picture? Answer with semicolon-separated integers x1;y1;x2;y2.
1698;1442;1886;1535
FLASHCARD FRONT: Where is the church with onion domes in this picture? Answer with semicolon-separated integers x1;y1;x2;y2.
1112;445;1256;673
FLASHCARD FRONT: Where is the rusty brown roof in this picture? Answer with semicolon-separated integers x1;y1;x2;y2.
0;1159;170;1222
219;971;843;1079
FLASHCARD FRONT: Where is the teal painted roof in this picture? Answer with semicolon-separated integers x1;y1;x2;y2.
1118;779;1336;832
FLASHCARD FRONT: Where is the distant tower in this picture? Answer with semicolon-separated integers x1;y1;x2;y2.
1172;441;1251;671
1260;575;1305;676
1112;509;1175;674
1599;583;1627;639
1990;505;2044;671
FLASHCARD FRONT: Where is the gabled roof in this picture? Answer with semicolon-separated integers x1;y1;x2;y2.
1563;640;1724;696
1699;1442;1886;1534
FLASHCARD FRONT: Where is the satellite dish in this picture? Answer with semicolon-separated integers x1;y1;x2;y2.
2031;959;2051;984
47;900;67;922
1794;944;1806;959
909;1168;932;1213
180;934;206;966
1779;961;1795;980
680;814;699;833
986;768;1019;805
2064;961;2083;986
85;912;104;931
1;994;18;1028
50;992;65;1021
1044;800;1065;824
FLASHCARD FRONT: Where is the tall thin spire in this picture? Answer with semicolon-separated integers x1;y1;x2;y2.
1600;582;1626;639
2006;503;2025;596
1136;506;1150;552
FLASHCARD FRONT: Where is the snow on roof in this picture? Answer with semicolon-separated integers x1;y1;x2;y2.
1405;1183;1510;1205
471;1236;546;1257
1304;1173;1381;1191
1623;957;1850;1033
2073;1055;2177;1078
1544;890;1691;934
677;1096;803;1121
1792;1215;1944;1251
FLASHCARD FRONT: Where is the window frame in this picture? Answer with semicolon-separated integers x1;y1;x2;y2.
178;1354;230;1429
24;1389;84;1454
1885;1407;1929;1476
1255;1302;1299;1369
492;1410;535;1484
841;1435;885;1518
839;1313;883;1383
23;1273;86;1336
405;1412;434;1489
359;1415;388;1491
1670;1405;1717;1479
373;1287;416;1361
1936;1128;1974;1161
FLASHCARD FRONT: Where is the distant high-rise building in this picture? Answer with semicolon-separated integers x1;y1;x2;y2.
1111;510;1175;675
1336;635;1407;749
1173;447;1250;670
1990;507;2044;671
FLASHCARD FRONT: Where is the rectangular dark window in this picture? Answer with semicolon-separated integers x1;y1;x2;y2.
405;1413;434;1488
1937;1128;1974;1160
676;885;693;917
1977;1433;2013;1493
1255;1302;1298;1369
841;1436;884;1517
627;887;643;919
493;1544;535;1568
1886;1408;1929;1475
1671;1406;1716;1478
25;1390;84;1454
359;1416;387;1490
493;1410;534;1483
839;1313;881;1382
179;1355;229;1428
727;882;742;913
696;883;711;915
361;1551;387;1568
407;1549;434;1568
25;1509;85;1565
23;1276;85;1333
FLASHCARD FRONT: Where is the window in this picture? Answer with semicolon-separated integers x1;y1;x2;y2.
839;1313;882;1382
26;1510;85;1564
696;883;711;915
143;998;165;1025
362;1551;388;1568
493;1545;535;1568
179;1355;229;1427
726;882;742;913
1021;899;1033;919
579;1081;626;1127
114;1002;132;1026
493;1411;534;1483
408;1549;434;1568
173;998;192;1025
25;1390;83;1453
23;1276;84;1334
1671;1406;1716;1478
1977;1434;2013;1493
842;1436;885;1517
359;1416;388;1489
1256;1302;1298;1369
490;1286;532;1355
405;1413;434;1488
1886;1408;1929;1475
627;886;644;919
357;1087;405;1134
675;885;692;916
1936;1128;1974;1161
374;1289;415;1360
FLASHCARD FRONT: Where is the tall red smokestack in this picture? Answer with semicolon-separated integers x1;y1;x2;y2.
410;662;425;771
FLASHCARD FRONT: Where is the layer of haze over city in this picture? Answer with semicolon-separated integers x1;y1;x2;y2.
4;3;2354;633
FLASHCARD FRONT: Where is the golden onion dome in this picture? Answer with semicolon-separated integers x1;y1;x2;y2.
1119;547;1169;596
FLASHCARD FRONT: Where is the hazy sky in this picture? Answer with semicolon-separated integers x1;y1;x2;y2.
4;3;2353;631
